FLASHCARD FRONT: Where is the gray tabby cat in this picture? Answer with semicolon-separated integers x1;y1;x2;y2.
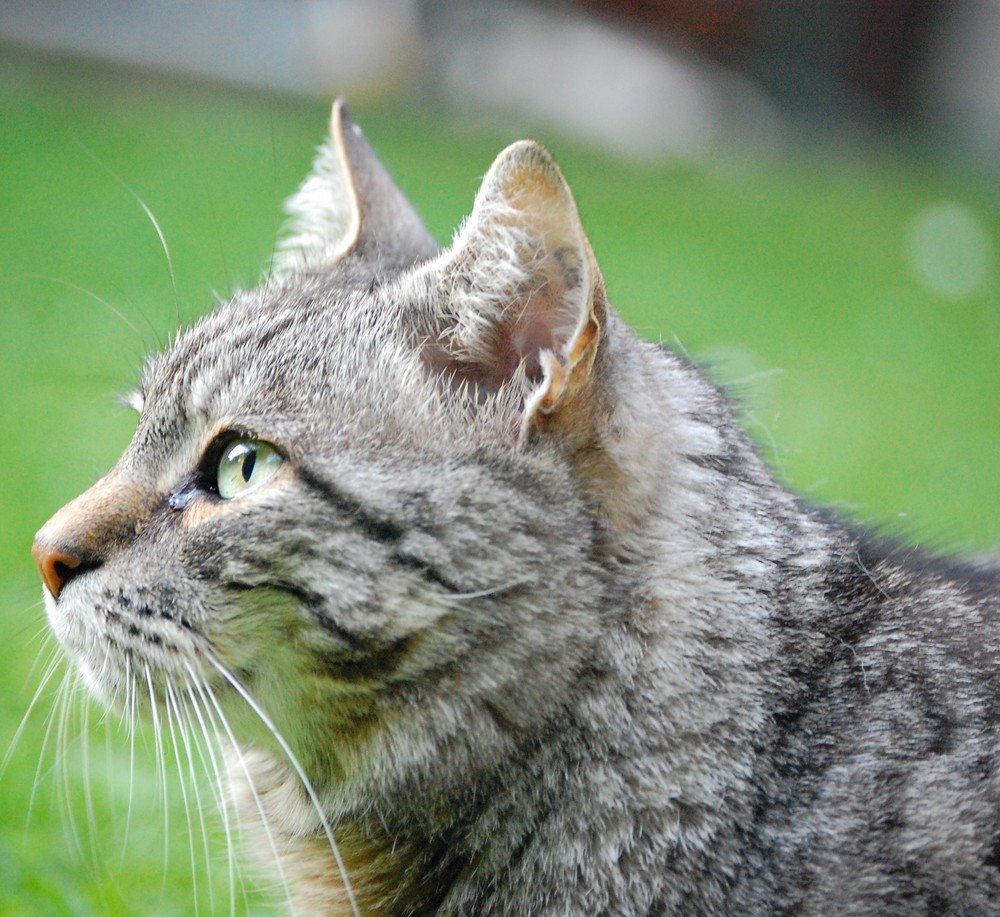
33;103;1000;916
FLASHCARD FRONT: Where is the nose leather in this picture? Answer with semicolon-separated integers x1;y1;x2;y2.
33;469;154;600
32;540;84;598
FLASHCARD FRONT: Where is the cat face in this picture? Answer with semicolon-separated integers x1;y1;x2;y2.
33;103;613;787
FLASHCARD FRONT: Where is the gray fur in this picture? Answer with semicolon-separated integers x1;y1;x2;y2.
34;103;1000;916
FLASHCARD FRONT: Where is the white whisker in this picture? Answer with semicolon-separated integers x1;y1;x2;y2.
204;653;362;917
20;274;145;340
21;622;61;682
119;655;138;862
198;672;296;910
438;578;528;602
77;693;116;915
173;679;220;917
185;674;240;917
164;679;202;916
143;663;171;882
72;138;182;329
55;675;87;871
2;645;64;779
26;663;69;830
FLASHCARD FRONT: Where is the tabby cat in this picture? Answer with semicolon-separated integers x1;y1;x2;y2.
33;103;1000;916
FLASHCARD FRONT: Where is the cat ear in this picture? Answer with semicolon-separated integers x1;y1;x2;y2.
273;100;438;277
429;140;605;440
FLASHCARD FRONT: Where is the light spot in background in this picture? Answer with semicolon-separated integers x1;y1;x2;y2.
906;201;994;301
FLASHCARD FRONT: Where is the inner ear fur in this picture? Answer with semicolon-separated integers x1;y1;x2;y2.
428;140;606;439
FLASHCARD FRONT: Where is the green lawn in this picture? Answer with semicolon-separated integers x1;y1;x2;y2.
1;49;997;915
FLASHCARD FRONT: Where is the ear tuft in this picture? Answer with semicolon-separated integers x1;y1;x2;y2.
273;100;437;279
428;140;605;440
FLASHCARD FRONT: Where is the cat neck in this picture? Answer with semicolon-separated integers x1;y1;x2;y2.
228;745;461;916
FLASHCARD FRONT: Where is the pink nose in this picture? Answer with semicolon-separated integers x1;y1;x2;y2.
32;540;84;598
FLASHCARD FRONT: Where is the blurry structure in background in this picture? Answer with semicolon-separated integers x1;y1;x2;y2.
419;0;784;158
0;0;997;163
564;0;941;125
920;0;1000;163
0;0;422;96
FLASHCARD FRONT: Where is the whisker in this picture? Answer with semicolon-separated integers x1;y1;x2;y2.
78;689;112;903
204;653;362;917
26;667;73;834
119;655;138;862
185;674;240;917
174;679;219;917
2;644;64;779
55;674;87;871
72;137;182;330
143;663;171;884
20;274;145;340
208;202;233;295
164;679;202;917
436;578;529;603
21;622;62;679
197;672;295;910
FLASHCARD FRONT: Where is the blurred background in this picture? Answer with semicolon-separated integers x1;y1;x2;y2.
0;2;997;914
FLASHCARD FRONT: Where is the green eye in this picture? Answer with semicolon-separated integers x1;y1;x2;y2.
216;439;284;499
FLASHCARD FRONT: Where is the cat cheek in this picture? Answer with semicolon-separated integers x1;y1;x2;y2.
177;497;230;529
43;585;122;705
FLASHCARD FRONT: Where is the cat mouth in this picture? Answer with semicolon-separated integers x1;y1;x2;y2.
45;578;215;707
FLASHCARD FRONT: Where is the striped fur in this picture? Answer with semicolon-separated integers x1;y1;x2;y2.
35;104;1000;916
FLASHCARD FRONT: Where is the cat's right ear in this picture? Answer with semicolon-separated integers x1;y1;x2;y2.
422;140;606;445
272;100;438;278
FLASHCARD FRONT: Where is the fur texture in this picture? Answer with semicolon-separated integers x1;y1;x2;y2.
34;102;1000;916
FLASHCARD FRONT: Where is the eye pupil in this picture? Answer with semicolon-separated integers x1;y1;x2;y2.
241;449;256;483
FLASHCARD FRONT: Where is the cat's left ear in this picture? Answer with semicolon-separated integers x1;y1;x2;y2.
273;100;438;277
427;140;606;442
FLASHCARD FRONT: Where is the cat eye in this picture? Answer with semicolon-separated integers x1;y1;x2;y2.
215;438;284;499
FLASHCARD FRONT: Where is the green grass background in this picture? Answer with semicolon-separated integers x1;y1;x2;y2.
1;49;997;915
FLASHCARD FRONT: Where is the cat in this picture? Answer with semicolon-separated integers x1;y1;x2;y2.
32;101;1000;917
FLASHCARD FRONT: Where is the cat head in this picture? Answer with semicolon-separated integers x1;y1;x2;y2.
32;102;619;787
